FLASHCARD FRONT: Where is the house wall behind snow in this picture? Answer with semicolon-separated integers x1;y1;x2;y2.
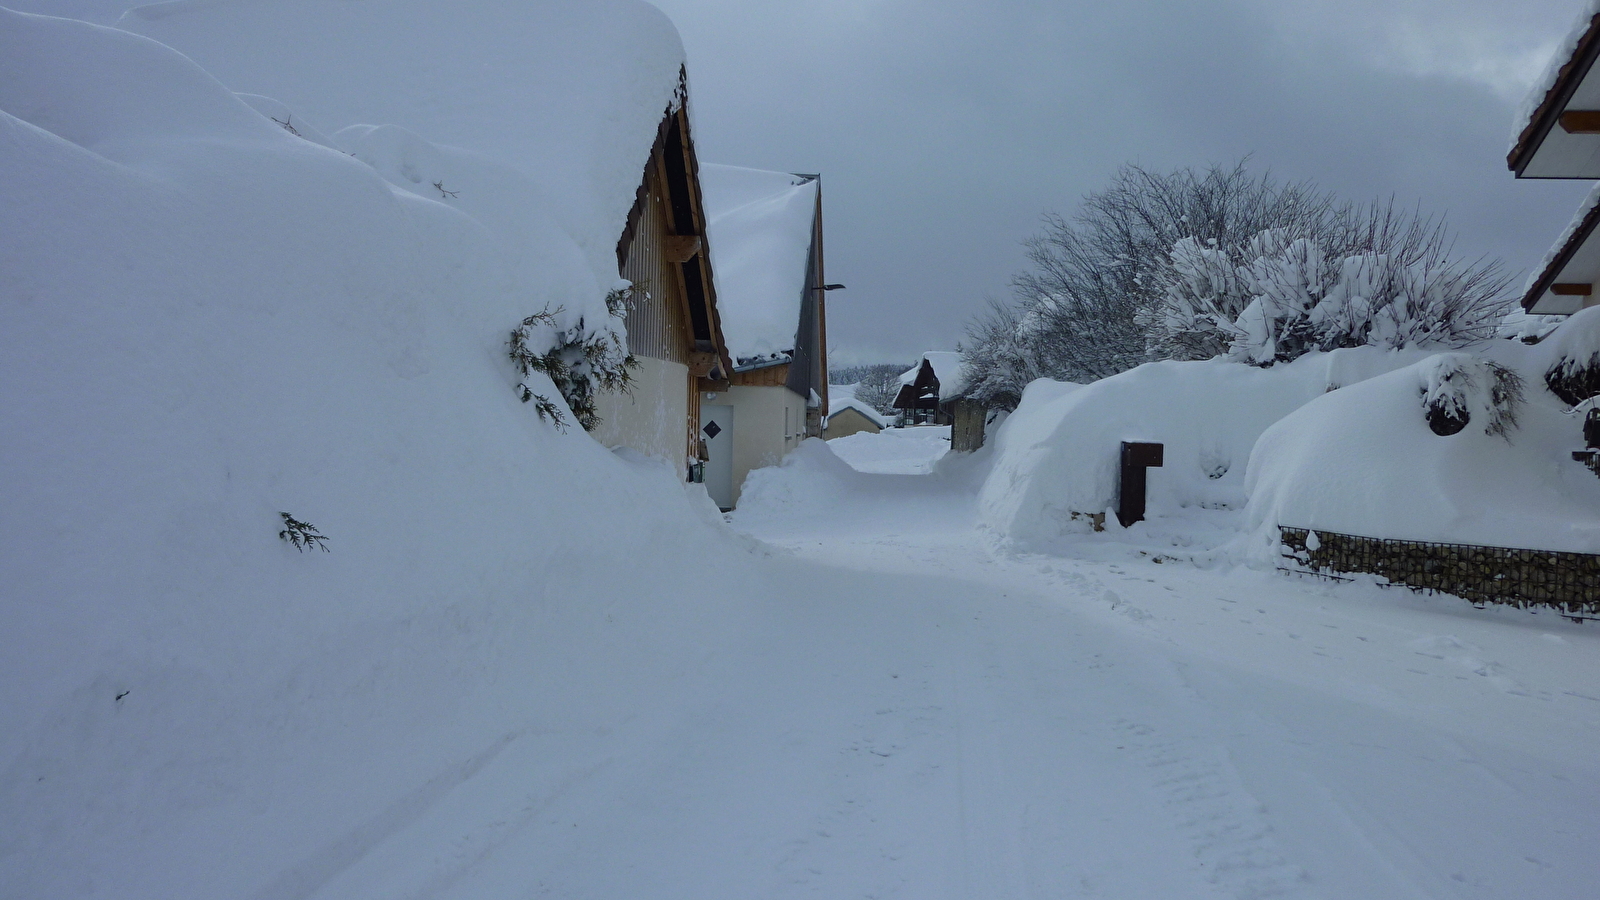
824;408;881;440
592;355;690;473
723;384;808;505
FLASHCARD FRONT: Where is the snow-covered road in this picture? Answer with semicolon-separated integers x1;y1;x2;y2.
680;430;1600;899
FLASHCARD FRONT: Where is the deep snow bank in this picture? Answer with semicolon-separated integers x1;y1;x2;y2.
977;350;1431;549
1246;352;1600;553
0;11;759;898
122;0;685;318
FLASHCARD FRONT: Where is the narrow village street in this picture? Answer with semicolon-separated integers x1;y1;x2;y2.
656;429;1600;900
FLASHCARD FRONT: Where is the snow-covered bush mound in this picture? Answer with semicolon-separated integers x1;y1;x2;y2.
1246;354;1600;553
0;10;759;898
735;438;978;537
1544;305;1600;405
977;350;1430;549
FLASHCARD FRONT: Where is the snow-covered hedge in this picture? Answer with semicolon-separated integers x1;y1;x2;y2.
1246;353;1600;554
976;349;1432;549
1544;305;1600;406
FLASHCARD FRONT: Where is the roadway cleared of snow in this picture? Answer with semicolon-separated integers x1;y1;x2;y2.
717;432;1600;899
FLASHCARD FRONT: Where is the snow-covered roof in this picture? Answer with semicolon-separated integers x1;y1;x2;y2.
826;395;891;427
698;164;818;362
121;0;686;284
899;351;970;398
1522;181;1600;313
1509;1;1600;175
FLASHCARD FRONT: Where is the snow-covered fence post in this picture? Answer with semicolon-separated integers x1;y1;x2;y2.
1117;441;1164;527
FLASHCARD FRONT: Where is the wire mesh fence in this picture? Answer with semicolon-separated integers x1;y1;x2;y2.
1280;527;1600;617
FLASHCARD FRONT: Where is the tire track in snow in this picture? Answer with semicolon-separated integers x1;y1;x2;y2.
250;731;520;900
1112;718;1314;899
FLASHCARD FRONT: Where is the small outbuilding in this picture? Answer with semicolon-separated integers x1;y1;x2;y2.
824;396;889;439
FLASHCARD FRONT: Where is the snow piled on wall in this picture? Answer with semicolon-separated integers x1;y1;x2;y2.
122;0;686;310
1246;351;1600;553
699;164;818;362
0;10;761;898
976;350;1433;550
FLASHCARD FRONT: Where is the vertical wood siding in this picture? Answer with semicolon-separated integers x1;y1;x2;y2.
620;162;689;364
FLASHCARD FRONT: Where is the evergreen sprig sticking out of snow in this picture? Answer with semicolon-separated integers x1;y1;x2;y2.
510;283;640;431
277;512;329;552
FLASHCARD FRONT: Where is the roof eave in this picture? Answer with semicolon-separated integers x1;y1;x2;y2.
1524;199;1600;311
1510;11;1600;176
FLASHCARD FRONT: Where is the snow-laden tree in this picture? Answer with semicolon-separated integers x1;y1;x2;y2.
965;162;1341;398
962;299;1051;410
963;162;1515;400
1158;207;1512;365
853;367;903;414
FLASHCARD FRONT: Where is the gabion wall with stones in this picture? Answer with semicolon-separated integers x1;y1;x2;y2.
1279;527;1600;616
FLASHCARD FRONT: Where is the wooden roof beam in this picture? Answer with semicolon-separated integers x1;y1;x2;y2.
1560;110;1600;134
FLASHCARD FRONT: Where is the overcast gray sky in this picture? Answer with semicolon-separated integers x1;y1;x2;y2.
18;0;1595;367
652;0;1597;366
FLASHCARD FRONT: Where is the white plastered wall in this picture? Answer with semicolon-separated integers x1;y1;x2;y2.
590;355;689;474
719;383;808;505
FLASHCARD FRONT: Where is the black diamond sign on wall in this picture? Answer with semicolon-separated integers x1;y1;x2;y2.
702;420;722;439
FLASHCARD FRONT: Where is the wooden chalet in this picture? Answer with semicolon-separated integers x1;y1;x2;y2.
592;85;734;476
892;351;987;451
1510;4;1600;314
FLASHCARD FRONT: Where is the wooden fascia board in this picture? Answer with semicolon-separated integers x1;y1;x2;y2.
811;183;827;422
1510;12;1600;176
670;85;736;382
1524;197;1600;310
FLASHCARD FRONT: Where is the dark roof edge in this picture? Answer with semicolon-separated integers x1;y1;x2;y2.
1510;11;1600;175
1523;196;1600;310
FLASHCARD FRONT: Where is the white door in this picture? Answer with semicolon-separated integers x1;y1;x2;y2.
700;403;734;510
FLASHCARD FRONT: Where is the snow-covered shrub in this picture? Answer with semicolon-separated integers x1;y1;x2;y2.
1246;353;1600;554
1155;212;1513;366
967;161;1511;391
1544;306;1600;406
510;283;639;431
962;298;1051;409
1418;353;1522;438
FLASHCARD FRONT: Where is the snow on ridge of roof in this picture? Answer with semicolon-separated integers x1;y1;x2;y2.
1510;0;1600;162
826;395;890;427
121;0;686;284
699;164;818;361
899;351;970;398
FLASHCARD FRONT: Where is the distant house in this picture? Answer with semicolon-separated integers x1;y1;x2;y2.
127;0;732;478
697;165;830;508
891;351;987;451
1509;4;1600;314
824;396;888;439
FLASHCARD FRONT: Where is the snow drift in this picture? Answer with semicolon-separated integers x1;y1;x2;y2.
0;9;764;899
1246;352;1600;553
977;350;1431;549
